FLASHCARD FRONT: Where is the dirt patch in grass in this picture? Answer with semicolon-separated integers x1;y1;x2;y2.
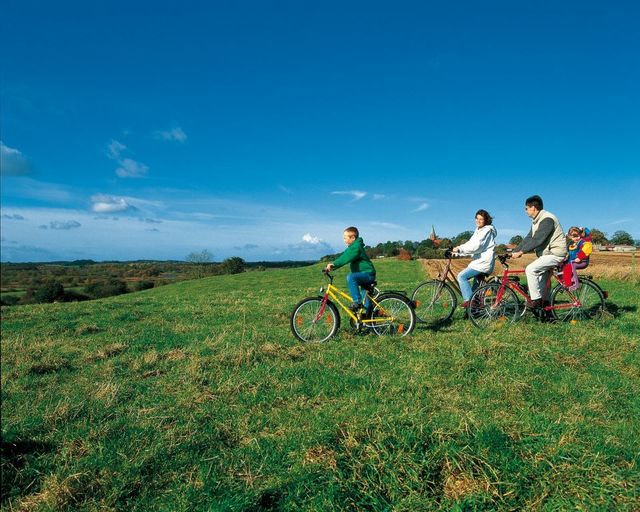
441;457;492;500
302;446;338;470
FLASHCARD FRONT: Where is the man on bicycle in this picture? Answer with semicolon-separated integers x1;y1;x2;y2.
325;226;376;313
511;195;568;310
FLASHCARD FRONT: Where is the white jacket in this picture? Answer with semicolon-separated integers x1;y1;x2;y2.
456;225;497;273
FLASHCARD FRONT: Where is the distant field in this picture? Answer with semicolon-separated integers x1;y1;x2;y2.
422;251;638;281
1;258;638;510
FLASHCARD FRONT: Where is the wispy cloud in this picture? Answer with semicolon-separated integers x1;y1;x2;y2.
369;221;404;230
1;141;32;176
373;194;385;200
153;127;187;142
91;194;135;213
234;243;259;250
3;178;73;203
1;213;25;220
331;190;367;201
39;220;82;230
106;139;149;178
0;243;59;262
279;185;293;194
107;139;126;160
413;202;429;212
609;218;633;226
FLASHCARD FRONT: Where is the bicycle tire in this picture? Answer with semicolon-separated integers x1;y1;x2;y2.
550;279;605;322
290;297;340;342
411;280;457;324
468;282;520;329
581;277;607;300
371;293;416;337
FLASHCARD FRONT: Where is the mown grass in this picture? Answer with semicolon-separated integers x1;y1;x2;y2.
1;259;639;511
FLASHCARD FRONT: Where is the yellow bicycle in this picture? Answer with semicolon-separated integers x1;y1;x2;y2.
290;270;416;342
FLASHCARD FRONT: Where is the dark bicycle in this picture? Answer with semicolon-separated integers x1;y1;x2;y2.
411;250;492;324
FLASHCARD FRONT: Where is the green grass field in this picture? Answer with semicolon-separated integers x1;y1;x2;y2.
2;259;639;510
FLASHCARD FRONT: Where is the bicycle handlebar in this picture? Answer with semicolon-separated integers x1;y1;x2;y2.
322;269;334;282
497;253;512;265
444;248;465;259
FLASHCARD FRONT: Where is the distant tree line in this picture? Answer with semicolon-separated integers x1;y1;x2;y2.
321;228;637;262
1;254;251;307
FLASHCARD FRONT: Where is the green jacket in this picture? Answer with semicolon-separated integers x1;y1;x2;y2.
332;237;376;274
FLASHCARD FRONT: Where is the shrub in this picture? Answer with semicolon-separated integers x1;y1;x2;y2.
135;281;155;291
1;295;20;306
220;257;245;275
63;290;90;302
34;281;65;303
84;279;128;299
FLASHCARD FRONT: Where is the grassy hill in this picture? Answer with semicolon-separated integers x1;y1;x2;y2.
2;259;639;510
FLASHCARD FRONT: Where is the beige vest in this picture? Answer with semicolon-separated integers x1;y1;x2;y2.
531;210;568;258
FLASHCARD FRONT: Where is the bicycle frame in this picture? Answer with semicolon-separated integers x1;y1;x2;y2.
435;255;462;296
315;273;389;326
492;256;586;312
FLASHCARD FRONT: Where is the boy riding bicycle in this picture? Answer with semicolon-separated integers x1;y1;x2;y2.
325;227;376;314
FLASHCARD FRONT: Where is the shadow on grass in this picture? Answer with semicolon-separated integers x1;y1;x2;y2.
414;318;456;333
1;438;56;503
605;302;637;318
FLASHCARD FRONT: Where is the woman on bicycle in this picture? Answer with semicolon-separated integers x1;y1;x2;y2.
452;209;497;308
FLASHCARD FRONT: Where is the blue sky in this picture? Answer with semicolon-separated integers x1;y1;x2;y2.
1;1;638;262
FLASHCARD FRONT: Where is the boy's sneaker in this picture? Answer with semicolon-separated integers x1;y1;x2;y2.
349;302;363;312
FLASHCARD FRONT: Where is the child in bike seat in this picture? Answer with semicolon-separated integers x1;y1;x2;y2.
562;227;592;291
325;226;376;313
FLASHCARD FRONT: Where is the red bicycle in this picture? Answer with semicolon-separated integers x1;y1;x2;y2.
468;253;607;328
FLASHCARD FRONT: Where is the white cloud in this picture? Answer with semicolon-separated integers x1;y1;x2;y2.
91;194;134;213
302;233;321;244
153;127;187;142
413;203;429;212
115;158;149;178
1;141;32;176
331;190;367;201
